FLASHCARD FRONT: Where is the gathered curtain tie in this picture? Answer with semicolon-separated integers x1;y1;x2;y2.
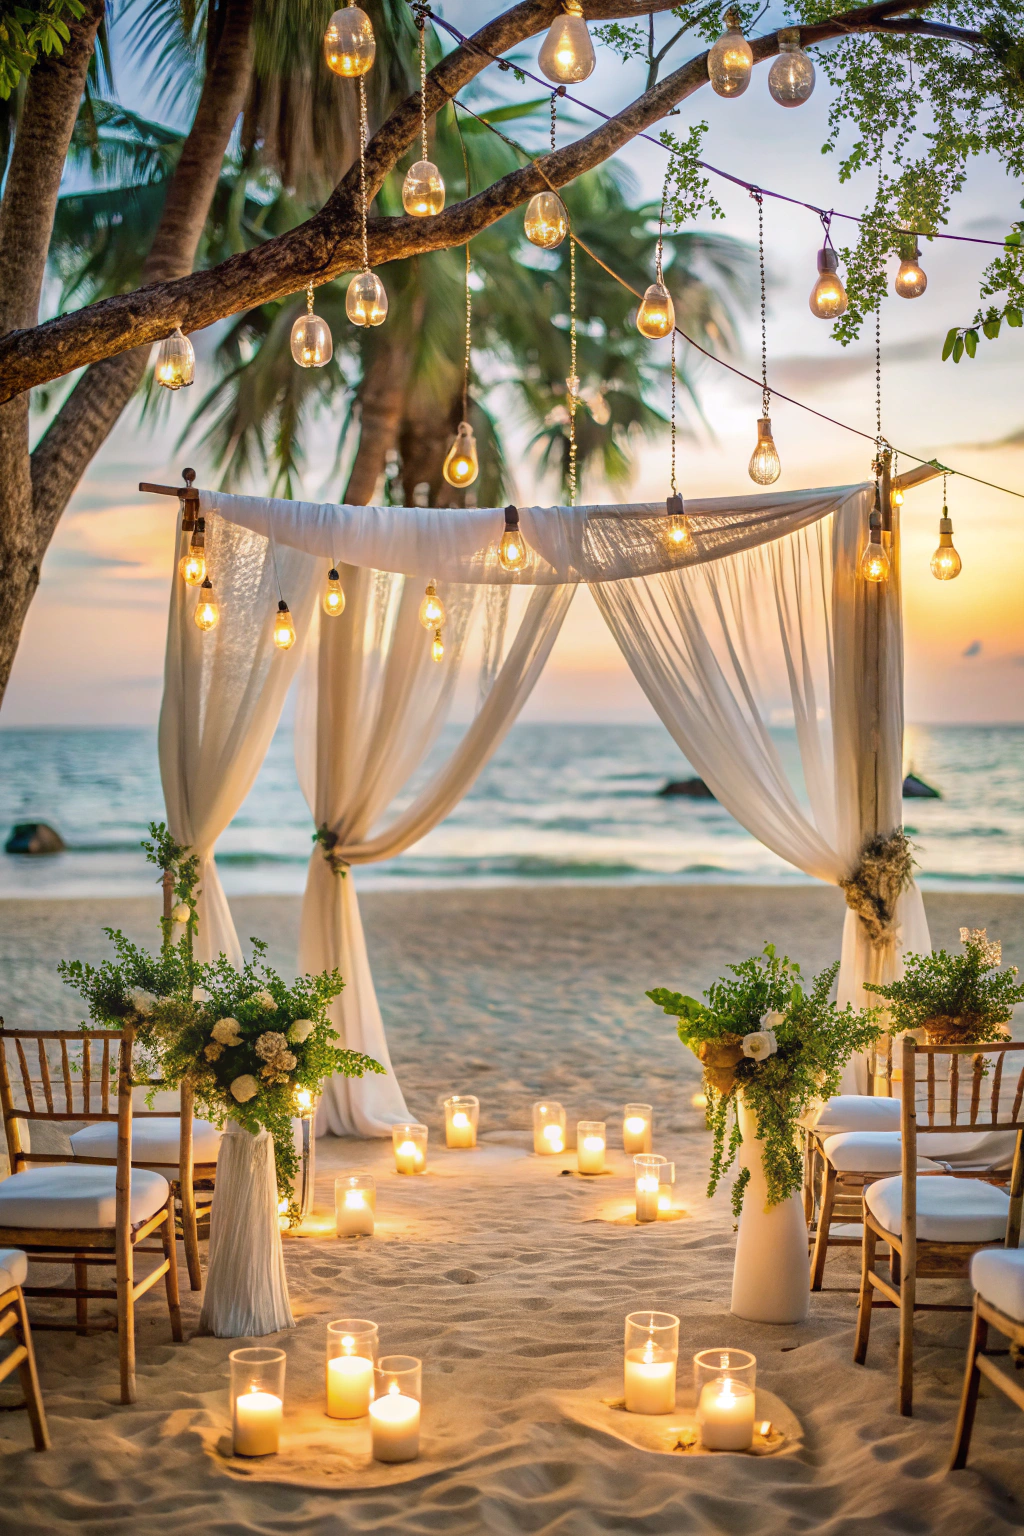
838;828;914;950
313;825;350;876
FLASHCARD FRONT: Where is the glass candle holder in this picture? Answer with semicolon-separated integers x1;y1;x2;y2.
335;1173;376;1237
326;1319;378;1419
444;1095;479;1149
634;1154;673;1223
576;1120;606;1175
370;1356;421;1463
694;1348;756;1450
393;1122;428;1174
622;1103;653;1155
533;1101;566;1154
624;1311;679;1414
230;1346;286;1456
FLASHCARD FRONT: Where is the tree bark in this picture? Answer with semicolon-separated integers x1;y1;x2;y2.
343;331;418;505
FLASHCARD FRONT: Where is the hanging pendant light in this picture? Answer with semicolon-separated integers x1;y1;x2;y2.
497;506;528;571
431;627;445;663
860;504;890;582
291;283;333;367
402;160;445;216
637;281;675;340
931;477;961;579
272;599;297;649
346;269;388;327
894;241;928;298
419;581;445;629
155;327;195;390
538;0;595;84
768;29;815;106
178;518;206;586
809;247;849;319
748;417;782;484
708;8;753;97
194;577;219;631
324;4;375;76
323;567;346;616
664;492;693;550
442;421;479;488
524;191;568;248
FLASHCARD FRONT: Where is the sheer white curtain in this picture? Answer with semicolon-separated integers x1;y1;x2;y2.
159;513;319;964
593;488;929;1092
296;567;575;1137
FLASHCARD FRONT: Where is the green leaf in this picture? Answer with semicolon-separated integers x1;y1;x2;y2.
983;317;1001;339
965;328;979;357
1006;231;1021;248
952;335;965;362
1007;308;1023;328
941;328;959;361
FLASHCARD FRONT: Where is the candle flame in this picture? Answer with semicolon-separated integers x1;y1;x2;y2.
397;1140;416;1158
582;1136;604;1152
342;1335;354;1350
452;1111;470;1128
343;1189;365;1208
643;1338;655;1365
637;1176;659;1194
543;1123;562;1142
760;1420;772;1437
388;1381;399;1396
624;1115;647;1134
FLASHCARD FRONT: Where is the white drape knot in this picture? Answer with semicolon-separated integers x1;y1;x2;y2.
313;825;349;876
838;828;915;950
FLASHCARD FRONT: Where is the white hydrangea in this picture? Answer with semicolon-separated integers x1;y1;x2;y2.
211;1017;242;1046
170;903;190;924
741;1029;778;1063
252;989;277;1011
288;1019;314;1044
230;1074;260;1103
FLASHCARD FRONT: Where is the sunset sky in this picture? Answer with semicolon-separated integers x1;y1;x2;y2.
4;2;1023;728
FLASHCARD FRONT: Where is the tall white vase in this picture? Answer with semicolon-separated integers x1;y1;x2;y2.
730;1098;809;1325
199;1120;295;1339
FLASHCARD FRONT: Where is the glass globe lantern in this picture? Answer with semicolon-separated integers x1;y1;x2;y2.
155;327;195;390
636;281;675;340
346;270;388;327
894;242;928;298
402;160;445;217
538;0;596;84
708;8;753;98
768;29;815;106
324;5;376;76
442;422;479;487
748;418;782;484
809;248;849;319
930;513;962;579
524;191;568;249
290;309;333;368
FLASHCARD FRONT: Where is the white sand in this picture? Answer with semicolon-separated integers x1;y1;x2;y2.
0;883;1022;1533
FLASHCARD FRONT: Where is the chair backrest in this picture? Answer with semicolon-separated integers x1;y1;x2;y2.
0;1022;135;1177
900;1036;1024;1247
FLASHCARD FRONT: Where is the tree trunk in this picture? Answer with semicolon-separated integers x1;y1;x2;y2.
343;336;415;506
398;392;462;508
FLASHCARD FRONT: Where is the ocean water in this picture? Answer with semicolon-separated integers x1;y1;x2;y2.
0;722;1021;898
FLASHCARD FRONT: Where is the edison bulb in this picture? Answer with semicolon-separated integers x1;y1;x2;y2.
538;0;595;83
708;10;753;98
768;29;815;106
273;600;296;649
748;417;782;485
290;311;333;368
402;160;445;217
346;270;388;327
431;628;445;663
894;246;928;299
809;248;848;319
665;503;692;550
155;327;195;389
419;581;445;629
323;567;346;616
194;578;219;631
178;527;206;586
498;527;526;571
442;422;479;487
891;485;905;509
860;537;890;583
930;515;962;579
636;281;675;339
524;191;568;248
324;5;375;76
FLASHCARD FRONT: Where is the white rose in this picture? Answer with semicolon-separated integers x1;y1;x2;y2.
288;1019;314;1044
127;988;157;1017
230;1074;260;1103
170;903;190;924
252;989;277;1011
762;1011;786;1032
212;1017;242;1046
741;1029;778;1062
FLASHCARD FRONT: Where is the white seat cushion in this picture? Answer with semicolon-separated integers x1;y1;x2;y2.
809;1095;901;1134
822;1131;944;1175
937;1130;1018;1169
0;1248;28;1291
865;1175;1011;1243
972;1248;1024;1322
0;1164;169;1229
70;1118;222;1169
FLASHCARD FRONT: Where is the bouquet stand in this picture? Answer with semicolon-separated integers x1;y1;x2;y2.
731;1099;809;1325
198;1120;294;1338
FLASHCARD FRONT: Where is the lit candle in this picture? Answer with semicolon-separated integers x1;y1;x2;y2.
393;1123;428;1174
635;1173;660;1223
233;1390;282;1456
543;1123;564;1152
327;1352;375;1418
370;1385;420;1462
337;1186;374;1237
698;1378;755;1450
446;1110;475;1149
395;1139;421;1174
577;1121;606;1175
624;1342;676;1415
533;1101;567;1154
622;1104;652;1154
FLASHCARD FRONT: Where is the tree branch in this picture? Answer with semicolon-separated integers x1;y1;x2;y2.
0;0;942;406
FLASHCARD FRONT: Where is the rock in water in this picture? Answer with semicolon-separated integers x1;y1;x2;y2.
902;773;941;800
659;778;715;800
4;822;67;854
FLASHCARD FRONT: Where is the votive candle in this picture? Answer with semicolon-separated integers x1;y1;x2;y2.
392;1122;428;1174
622;1103;653;1155
634;1154;671;1224
623;1311;679;1414
577;1120;606;1175
371;1356;421;1463
533;1101;566;1155
326;1318;378;1418
230;1346;286;1457
335;1173;376;1237
694;1348;756;1451
444;1095;479;1149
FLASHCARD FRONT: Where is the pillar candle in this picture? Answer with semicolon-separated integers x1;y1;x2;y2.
327;1354;374;1419
446;1110;476;1148
370;1389;420;1462
540;1123;564;1153
577;1133;605;1175
624;1348;676;1414
635;1174;660;1223
622;1113;652;1155
337;1187;374;1237
395;1139;424;1175
233;1391;282;1456
698;1380;755;1450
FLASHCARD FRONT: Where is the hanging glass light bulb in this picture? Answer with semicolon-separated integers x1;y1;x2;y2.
273;599;296;650
768;28;815;106
894;240;928;299
194;577;219;632
442;421;479;487
809;247;848;319
419;580;445;629
708;8;753;98
538;0;595;84
931;480;962;579
431;627;445;663
323;567;346;616
636;277;675;340
891;484;905;510
291;283;333;367
748;416;782;484
860;505;890;582
155;327;195;390
665;492;693;550
402;160;445;216
524;191;568;249
324;4;375;76
497;505;528;572
178;518;206;586
346;269;388;327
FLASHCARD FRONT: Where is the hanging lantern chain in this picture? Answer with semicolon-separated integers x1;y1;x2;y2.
670;328;678;496
306;281;314;314
462;244;472;422
417;7;429;163
569;234;578;507
875;306;882;449
358;76;370;272
753;189;769;418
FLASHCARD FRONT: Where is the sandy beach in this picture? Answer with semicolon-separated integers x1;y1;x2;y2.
0;882;1022;1533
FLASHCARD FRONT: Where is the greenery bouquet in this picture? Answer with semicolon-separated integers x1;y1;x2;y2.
865;927;1024;1046
649;945;880;1216
58;824;382;1221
